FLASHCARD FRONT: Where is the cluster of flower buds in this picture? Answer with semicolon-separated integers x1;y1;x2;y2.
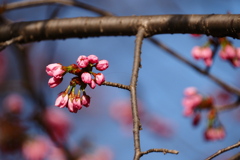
182;87;225;141
46;55;109;113
219;38;240;67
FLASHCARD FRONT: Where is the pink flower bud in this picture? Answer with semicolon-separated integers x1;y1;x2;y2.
46;63;65;78
73;96;82;110
89;79;96;89
77;55;89;68
95;73;105;85
67;95;78;113
204;127;225;141
48;77;63;88
55;92;68;108
88;55;99;64
96;60;109;71
81;94;91;107
184;87;197;96
81;72;92;84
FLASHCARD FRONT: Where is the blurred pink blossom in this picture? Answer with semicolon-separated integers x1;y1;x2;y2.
22;136;50;160
44;108;71;143
219;45;235;59
204;127;225;141
191;46;212;66
182;87;203;116
3;93;24;113
77;55;89;68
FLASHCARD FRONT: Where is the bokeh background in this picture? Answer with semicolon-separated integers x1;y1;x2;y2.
0;0;240;160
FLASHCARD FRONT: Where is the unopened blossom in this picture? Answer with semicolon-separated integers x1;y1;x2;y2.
204;127;225;141
95;73;105;85
48;77;63;88
46;63;65;78
55;92;68;108
77;55;89;68
184;87;197;96
88;55;99;64
89;79;96;89
81;72;92;84
22;136;50;160
81;94;91;107
96;60;109;71
67;95;78;113
3;93;23;113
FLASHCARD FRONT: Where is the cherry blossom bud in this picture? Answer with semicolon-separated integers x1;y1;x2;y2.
95;73;105;85
73;96;82;110
46;63;65;78
55;92;68;108
81;72;92;84
48;77;63;88
89;79;96;89
67;96;78;113
81;94;91;107
219;45;235;59
96;60;109;71
88;55;99;64
204;58;212;66
77;55;89;68
184;87;197;96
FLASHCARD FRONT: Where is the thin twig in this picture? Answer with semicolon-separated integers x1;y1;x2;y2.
2;0;114;16
140;148;179;157
148;37;240;96
130;27;146;160
102;81;130;91
216;97;240;111
205;141;240;160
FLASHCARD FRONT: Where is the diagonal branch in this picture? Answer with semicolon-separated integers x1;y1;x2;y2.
148;37;240;96
0;14;240;44
2;0;114;16
130;27;145;160
205;141;240;160
140;148;179;157
102;81;130;91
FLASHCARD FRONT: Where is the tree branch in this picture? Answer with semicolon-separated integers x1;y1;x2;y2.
140;148;179;157
130;27;145;160
102;81;130;91
0;14;240;44
2;0;114;16
205;141;240;160
148;37;240;96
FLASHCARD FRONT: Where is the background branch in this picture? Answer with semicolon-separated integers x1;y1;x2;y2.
2;0;114;16
205;141;240;160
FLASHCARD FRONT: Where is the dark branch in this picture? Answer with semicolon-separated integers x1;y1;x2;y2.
0;14;240;44
205;141;240;160
2;0;114;16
